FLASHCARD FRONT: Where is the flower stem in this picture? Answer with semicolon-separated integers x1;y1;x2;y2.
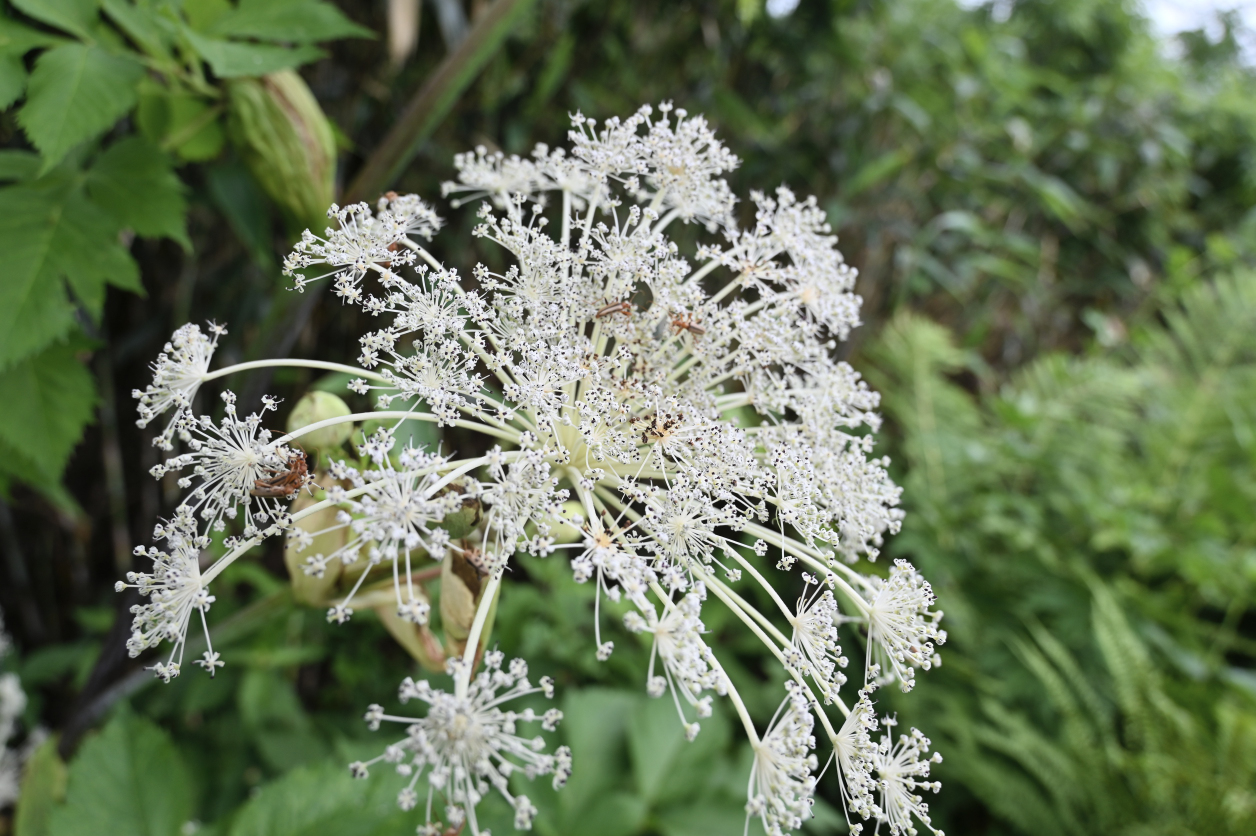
276;410;521;447
456;572;502;698
200;359;388;385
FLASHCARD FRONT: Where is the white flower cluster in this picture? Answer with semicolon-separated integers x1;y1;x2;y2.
283;193;442;302
133;321;226;450
0;610;31;808
350;652;571;835
121;103;947;835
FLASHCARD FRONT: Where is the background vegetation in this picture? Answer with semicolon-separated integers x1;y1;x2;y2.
2;0;1254;834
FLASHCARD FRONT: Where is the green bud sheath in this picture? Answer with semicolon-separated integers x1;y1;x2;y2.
226;71;336;227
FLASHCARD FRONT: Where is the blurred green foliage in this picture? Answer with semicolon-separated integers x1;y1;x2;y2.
3;1;1256;835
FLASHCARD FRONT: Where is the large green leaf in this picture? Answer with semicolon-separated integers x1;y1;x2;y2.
0;337;97;482
207;0;373;43
13;736;68;836
16;44;143;169
0;177;140;367
0;51;25;109
182;27;323;77
0;150;40;181
8;0;97;40
227;761;412;836
0;14;71;54
86;136;190;247
48;713;194;836
100;0;175;58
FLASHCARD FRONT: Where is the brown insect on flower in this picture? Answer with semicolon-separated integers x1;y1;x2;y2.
595;300;634;319
631;412;684;445
669;311;706;336
250;449;311;498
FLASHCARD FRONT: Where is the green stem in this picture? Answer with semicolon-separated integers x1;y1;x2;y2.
200;359;388;385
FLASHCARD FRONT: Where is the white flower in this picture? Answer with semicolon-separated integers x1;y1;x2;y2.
443;145;553;209
571;102;740;230
149;392;301;547
352;652;570;834
133;322;225;451
874;719;944;836
481;449;569;566
122;103;946;834
830;691;882;827
0;672;24;749
790;574;849;702
118;531;221;680
0;610;28;810
625;592;722;733
746;686;818;836
283;198;439;298
288;443;463;623
860;561;946;692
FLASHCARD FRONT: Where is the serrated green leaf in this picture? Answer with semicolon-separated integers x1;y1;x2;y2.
17;44;143;169
0;149;40;181
9;0;97;40
101;0;174;58
49;713;193;836
0;337;97;481
13;735;68;836
207;0;373;43
0;14;71;54
86;136;189;247
183;27;323;77
227;761;412;836
0;177;140;367
0;51;26;109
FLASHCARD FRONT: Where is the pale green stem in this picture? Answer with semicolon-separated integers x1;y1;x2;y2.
568;468;602;533
716;392;754;411
699;569;846;735
723;549;796;624
200;359;388;385
397;239;444;273
682;258;724;289
561;189;572;249
456;572;503;698
742;523;869;615
651;206;681;236
666;352;702;383
706;272;750;306
276;410;521;447
580;185;603;241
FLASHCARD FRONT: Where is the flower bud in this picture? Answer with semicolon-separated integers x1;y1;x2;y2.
226;70;336;226
286;391;353;452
